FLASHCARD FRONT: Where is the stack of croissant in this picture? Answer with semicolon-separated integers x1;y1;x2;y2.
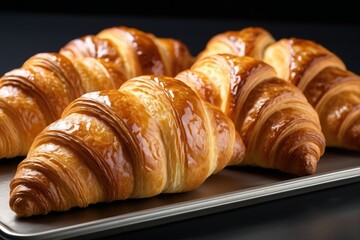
3;25;358;217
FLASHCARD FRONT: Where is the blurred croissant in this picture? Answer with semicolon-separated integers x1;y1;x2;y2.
264;38;360;150
9;75;245;217
0;26;194;159
176;54;325;176
200;27;360;151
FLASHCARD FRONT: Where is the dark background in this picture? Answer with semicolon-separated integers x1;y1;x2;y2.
1;1;360;24
0;5;360;240
1;1;360;75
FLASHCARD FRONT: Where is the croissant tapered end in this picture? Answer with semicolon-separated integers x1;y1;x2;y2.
279;131;325;176
289;152;318;175
198;27;275;60
11;199;33;217
304;154;318;175
244;98;326;176
10;186;44;217
10;75;243;217
176;53;325;176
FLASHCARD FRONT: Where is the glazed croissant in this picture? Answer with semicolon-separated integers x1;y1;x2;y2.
60;26;194;78
9;75;245;217
0;26;194;159
263;38;360;150
176;54;325;176
200;27;360;151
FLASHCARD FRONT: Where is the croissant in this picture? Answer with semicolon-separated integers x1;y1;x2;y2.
9;75;245;217
263;38;360;150
0;26;194;159
60;26;194;78
200;27;360;151
176;54;325;176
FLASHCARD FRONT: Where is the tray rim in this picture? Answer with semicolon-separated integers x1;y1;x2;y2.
1;165;360;240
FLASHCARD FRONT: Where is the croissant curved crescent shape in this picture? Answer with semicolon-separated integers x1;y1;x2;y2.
263;38;360;150
9;75;245;217
176;54;325;176
200;27;360;151
0;26;194;159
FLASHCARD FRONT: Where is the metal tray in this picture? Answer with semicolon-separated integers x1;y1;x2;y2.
1;148;360;240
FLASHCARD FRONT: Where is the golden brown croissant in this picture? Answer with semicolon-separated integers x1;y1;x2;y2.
200;26;360;151
176;54;325;176
9;75;245;217
60;26;194;78
263;38;360;150
197;27;275;60
0;26;194;159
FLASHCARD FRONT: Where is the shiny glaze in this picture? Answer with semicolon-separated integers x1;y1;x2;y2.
0;52;89;159
240;77;323;173
60;27;194;78
0;85;46;157
185;54;277;123
99;27;144;78
97;26;193;78
287;38;338;85
121;76;189;192
9;75;242;216
1;69;56;123
223;27;274;57
24;53;85;101
175;70;222;106
71;58;127;93
239;77;300;142
0;26;194;160
266;38;346;88
64;90;167;198
266;36;360;150
60;35;123;64
124;27;166;76
176;53;325;175
96;59;127;88
203;102;244;169
121;76;242;189
121;76;213;192
223;54;276;123
199;27;275;60
304;67;360;107
305;67;360;148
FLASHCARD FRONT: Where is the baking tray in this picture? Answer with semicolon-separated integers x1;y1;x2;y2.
0;148;359;240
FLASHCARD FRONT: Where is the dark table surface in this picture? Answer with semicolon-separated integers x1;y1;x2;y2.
0;11;360;240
